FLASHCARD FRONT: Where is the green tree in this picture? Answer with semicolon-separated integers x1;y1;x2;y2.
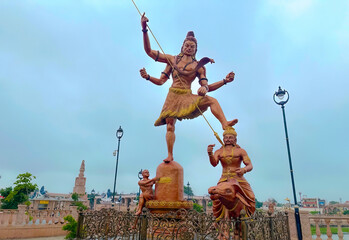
1;173;37;209
0;187;12;198
73;201;88;211
193;203;203;212
71;192;87;211
0;187;12;208
62;215;77;239
343;210;349;215
71;193;79;201
255;198;263;208
184;186;194;197
329;201;339;205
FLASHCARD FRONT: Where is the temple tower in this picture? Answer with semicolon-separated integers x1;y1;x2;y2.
73;160;86;195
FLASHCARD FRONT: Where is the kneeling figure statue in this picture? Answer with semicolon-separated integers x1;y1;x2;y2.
135;170;159;215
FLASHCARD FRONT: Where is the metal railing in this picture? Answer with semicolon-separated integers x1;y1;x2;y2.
77;208;290;240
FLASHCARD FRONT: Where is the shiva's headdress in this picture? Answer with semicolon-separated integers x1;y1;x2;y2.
180;31;198;58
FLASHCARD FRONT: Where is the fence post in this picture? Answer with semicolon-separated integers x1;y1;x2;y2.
285;211;291;240
17;205;27;225
76;211;84;239
268;213;274;240
139;209;148;240
238;209;247;240
240;218;247;240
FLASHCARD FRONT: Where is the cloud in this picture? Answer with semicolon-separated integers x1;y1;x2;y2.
266;0;314;18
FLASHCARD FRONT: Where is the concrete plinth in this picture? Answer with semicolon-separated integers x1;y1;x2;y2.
146;161;192;213
155;161;184;201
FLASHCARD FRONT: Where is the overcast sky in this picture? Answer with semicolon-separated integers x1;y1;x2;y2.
1;0;348;204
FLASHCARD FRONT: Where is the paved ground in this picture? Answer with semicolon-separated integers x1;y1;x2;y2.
13;237;65;240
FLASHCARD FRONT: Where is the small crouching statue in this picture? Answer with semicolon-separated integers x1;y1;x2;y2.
207;127;256;221
135;169;159;215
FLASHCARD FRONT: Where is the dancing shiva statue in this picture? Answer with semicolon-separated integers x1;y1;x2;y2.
140;13;238;163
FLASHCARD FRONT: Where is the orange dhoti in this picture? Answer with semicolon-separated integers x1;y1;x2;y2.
154;87;209;126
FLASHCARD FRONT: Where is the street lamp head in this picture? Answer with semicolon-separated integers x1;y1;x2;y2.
138;169;143;180
116;126;124;139
276;86;286;100
273;86;289;106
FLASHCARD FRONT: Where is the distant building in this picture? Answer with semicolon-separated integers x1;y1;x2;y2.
90;193;212;213
30;160;87;210
93;193;138;211
302;198;325;208
30;192;73;210
324;202;349;215
73;160;87;198
318;199;326;208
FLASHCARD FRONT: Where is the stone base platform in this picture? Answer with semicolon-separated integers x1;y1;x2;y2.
146;200;193;214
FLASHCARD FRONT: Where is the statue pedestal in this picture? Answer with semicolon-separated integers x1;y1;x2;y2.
155;161;183;201
146;161;192;213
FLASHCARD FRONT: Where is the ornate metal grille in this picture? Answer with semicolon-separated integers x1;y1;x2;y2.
245;211;291;240
77;208;290;240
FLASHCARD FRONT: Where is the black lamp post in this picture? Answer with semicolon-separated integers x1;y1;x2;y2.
138;169;143;180
187;181;191;200
137;169;143;201
89;189;96;210
112;126;124;203
273;86;303;240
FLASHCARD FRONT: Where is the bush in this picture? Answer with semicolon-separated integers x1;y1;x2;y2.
311;226;349;235
71;193;79;202
255;198;263;208
72;201;88;211
62;215;77;239
309;211;320;215
193;203;203;213
70;192;88;211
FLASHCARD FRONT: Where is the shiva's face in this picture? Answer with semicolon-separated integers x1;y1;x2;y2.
223;134;237;146
182;40;196;56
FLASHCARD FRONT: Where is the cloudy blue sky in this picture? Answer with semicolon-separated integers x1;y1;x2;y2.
1;0;348;204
